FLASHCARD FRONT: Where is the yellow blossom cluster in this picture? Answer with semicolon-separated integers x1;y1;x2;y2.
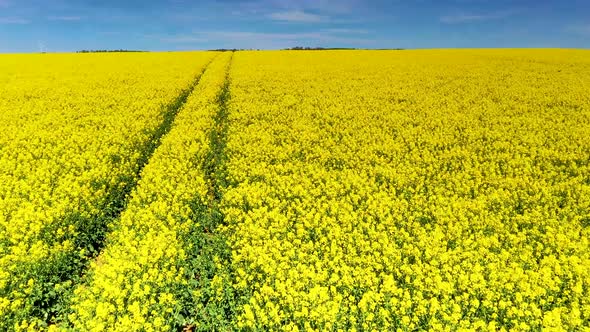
220;50;590;330
0;52;216;330
67;52;232;331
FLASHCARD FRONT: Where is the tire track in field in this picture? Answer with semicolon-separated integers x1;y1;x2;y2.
177;52;240;331
31;54;220;326
203;52;232;204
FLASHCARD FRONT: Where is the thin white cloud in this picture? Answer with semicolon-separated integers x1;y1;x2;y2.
440;11;514;24
268;10;326;23
202;30;376;44
323;28;369;34
169;0;366;26
156;30;384;49
267;0;359;15
159;35;208;43
565;23;590;36
0;17;29;24
207;31;323;41
48;15;83;21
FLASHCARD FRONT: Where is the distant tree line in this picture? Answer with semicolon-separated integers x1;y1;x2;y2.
208;48;261;52
284;47;406;51
73;48;405;54
76;49;147;53
284;46;357;51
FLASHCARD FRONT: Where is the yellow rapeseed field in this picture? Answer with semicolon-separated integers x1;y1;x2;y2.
67;52;233;332
0;52;216;329
0;49;589;331
221;50;590;331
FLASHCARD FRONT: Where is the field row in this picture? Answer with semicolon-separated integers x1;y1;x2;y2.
0;50;589;331
0;52;219;329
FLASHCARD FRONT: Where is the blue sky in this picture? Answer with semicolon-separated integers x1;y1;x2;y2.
0;0;589;52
